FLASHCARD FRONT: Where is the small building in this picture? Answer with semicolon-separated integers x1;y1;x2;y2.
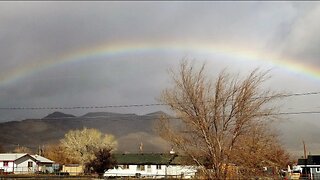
0;153;54;174
104;153;197;179
61;164;84;176
297;155;320;180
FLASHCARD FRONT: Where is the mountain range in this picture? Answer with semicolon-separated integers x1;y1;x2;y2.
2;111;319;157
1;111;171;153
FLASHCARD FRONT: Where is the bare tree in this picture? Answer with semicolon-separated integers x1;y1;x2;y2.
157;60;288;179
230;125;291;178
13;146;33;154
60;127;117;165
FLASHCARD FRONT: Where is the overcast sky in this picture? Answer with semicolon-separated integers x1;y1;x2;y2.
1;1;320;154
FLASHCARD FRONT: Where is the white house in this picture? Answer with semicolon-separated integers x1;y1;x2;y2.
0;153;54;174
104;153;197;179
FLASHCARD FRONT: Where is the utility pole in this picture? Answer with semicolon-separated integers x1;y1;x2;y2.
303;140;307;159
139;142;143;154
303;140;308;179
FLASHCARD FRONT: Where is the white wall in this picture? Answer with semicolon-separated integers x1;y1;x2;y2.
167;165;197;178
0;161;14;173
106;164;196;179
14;156;37;174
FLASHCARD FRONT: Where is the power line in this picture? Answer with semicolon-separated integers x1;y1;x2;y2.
277;111;320;115
279;91;320;97
0;103;164;110
0;91;319;111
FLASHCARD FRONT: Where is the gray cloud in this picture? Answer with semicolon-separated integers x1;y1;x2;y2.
268;3;320;66
1;2;320;154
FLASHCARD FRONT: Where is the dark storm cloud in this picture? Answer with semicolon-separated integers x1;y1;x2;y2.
0;55;176;120
0;1;315;71
0;1;303;67
268;3;320;66
1;1;320;110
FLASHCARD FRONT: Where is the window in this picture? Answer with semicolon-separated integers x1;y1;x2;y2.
3;161;8;167
28;162;33;168
146;165;152;173
137;165;145;171
156;165;162;170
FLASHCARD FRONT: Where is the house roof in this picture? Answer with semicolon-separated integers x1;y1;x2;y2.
31;155;54;163
0;153;53;163
298;155;320;165
297;158;307;165
113;153;181;165
307;155;320;165
0;153;28;161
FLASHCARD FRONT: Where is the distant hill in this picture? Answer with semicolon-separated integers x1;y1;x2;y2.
0;111;171;153
42;111;76;119
144;111;167;117
81;112;137;118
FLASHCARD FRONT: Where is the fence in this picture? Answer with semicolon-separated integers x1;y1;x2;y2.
0;167;37;174
0;165;54;175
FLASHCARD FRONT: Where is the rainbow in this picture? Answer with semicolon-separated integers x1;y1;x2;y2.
1;41;320;86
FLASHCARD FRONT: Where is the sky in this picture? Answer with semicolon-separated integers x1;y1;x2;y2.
1;1;320;155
